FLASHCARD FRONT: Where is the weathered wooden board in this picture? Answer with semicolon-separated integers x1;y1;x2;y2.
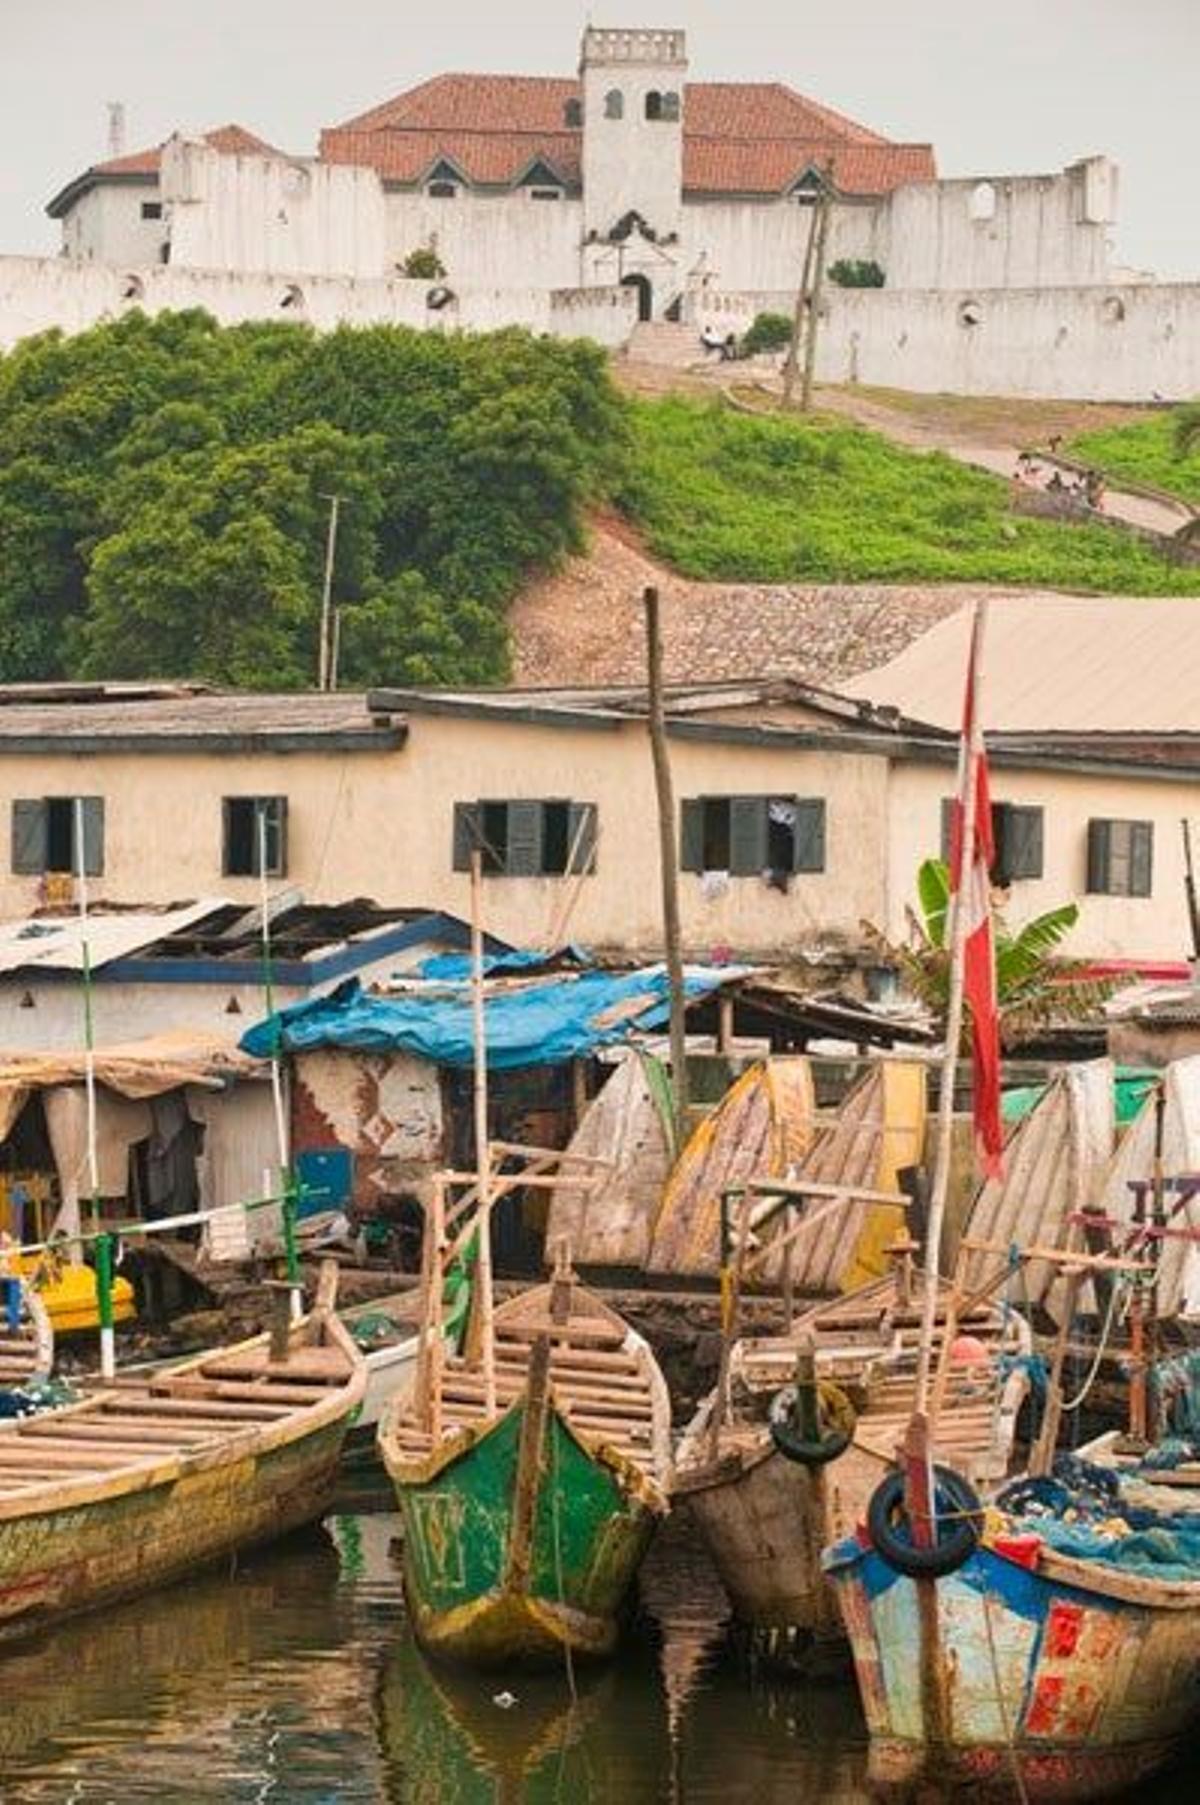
544;1051;673;1267
647;1057;815;1276
1100;1055;1200;1320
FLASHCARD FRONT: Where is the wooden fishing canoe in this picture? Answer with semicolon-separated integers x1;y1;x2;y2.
340;1262;473;1467
0;1264;365;1644
0;1274;53;1390
825;1520;1200;1800
379;1269;672;1666
674;1271;1030;1670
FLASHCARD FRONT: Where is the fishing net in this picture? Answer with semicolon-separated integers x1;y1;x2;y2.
997;1454;1200;1582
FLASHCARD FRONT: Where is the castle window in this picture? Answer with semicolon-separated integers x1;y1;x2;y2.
661;91;680;122
564;99;583;128
604;89;624;120
969;181;997;222
791;170;824;206
140;201;162;221
529;188;561;202
645;90;663;121
428;181;459;199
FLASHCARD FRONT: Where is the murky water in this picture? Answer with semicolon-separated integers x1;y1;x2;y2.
0;1488;1191;1803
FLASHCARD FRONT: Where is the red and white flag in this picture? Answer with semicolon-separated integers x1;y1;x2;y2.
948;610;1004;1180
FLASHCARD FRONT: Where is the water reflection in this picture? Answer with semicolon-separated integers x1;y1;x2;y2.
0;1494;1181;1803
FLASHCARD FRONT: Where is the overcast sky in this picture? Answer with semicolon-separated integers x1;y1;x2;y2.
4;0;1196;277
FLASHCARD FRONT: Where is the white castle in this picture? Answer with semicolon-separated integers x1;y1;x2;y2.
6;25;1196;401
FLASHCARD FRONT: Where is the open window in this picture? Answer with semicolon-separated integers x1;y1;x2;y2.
680;795;825;876
11;797;104;876
940;798;1044;883
222;797;288;878
452;800;597;877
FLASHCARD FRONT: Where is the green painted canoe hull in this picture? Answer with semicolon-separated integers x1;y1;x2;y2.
391;1401;661;1665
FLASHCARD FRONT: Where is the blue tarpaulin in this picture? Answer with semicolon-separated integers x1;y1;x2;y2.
240;967;740;1070
418;946;590;981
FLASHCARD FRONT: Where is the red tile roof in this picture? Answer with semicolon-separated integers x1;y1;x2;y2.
320;74;933;197
46;125;281;216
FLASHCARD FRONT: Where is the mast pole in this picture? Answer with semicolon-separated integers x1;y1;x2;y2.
644;585;690;1127
470;846;497;1418
258;806;298;1318
915;600;987;1415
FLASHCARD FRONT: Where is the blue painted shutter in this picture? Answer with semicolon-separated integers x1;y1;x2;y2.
11;800;46;875
729;797;767;877
793;799;826;873
505;801;544;876
680;800;704;873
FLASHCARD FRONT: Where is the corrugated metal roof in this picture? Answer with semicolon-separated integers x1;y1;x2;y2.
0;900;230;975
846;597;1200;733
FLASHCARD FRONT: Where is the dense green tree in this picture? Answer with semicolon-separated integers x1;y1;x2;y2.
0;311;628;689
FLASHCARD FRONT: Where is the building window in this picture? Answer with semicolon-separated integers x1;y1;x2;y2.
680;796;825;877
791;171;823;206
529;188;562;202
1087;819;1153;897
427;181;459;199
140;200;163;221
223;797;288;877
940;799;1044;882
645;91;664;121
564;99;583;128
453;800;597;877
11;797;104;876
604;89;624;120
969;181;997;223
661;91;680;121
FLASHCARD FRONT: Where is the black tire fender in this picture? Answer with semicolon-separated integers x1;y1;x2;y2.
768;1379;856;1467
866;1464;983;1578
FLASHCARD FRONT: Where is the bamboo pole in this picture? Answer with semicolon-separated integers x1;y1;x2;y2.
915;600;987;1417
470;848;497;1419
73;799;100;1252
644;585;690;1126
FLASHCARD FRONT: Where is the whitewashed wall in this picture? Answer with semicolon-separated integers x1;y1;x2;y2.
384;189;583;287
60;183;165;265
683;197;883;294
162;139;387;279
0;256;637;353
690;280;1200;401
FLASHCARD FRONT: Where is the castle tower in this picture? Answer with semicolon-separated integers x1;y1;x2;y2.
580;27;686;317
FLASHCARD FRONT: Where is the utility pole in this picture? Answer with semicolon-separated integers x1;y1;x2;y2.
780;195;820;409
800;169;835;413
317;493;342;692
643;585;690;1127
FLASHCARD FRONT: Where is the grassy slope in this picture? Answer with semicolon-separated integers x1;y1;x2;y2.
618;396;1200;592
1069;411;1200;506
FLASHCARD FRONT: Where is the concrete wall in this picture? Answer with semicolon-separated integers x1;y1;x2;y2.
0;710;1194;961
385;188;582;288
0;255;636;353
884;159;1117;291
690;280;1200;401
162;138;387;279
683;197;883;295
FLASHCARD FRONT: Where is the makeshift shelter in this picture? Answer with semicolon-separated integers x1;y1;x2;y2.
0;1032;273;1254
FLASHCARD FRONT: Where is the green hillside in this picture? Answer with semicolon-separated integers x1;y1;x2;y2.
1069;408;1200;505
619;395;1200;592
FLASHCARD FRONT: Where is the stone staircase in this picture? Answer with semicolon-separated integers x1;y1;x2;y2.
625;320;708;369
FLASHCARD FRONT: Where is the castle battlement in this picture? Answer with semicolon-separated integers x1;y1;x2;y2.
580;27;686;68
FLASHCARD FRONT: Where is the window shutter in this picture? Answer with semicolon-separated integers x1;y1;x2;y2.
567;801;597;874
680;799;704;873
505;801;544;876
452;803;479;872
1010;806;1044;880
268;796;288;877
78;797;104;876
793;799;826;873
1131;821;1154;897
11;800;47;875
940;797;955;864
730;797;768;876
1087;819;1111;894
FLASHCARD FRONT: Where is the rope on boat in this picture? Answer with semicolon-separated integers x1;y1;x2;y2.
981;1588;1031;1805
1060;1277;1127;1413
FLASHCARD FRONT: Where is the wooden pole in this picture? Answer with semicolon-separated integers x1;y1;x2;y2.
780;196;820;409
74;798;100;1249
317;492;341;692
916;600;988;1415
470;848;497;1419
644;585;690;1127
94;1230;115;1380
799;169;835;414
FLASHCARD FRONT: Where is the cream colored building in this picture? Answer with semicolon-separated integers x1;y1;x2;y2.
0;676;1196;966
